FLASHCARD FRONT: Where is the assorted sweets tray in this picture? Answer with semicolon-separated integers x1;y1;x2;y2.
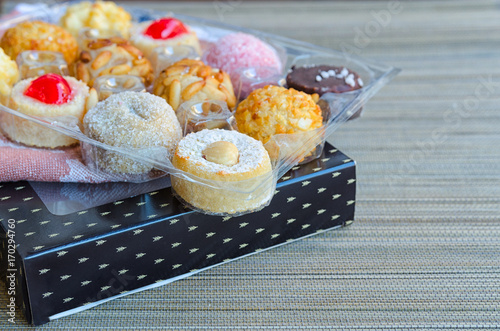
0;1;399;216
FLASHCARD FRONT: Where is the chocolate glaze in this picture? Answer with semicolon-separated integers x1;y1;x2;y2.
286;65;363;95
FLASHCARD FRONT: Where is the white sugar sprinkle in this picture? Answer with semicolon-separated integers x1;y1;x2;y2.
345;73;356;87
177;129;267;175
315;75;322;82
358;78;364;87
328;69;335;76
340;68;349;78
320;71;329;79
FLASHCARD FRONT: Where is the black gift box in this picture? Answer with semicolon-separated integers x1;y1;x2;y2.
0;143;355;326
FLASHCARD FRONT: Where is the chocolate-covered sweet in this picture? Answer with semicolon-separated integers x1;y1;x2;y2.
287;65;364;119
286;65;363;96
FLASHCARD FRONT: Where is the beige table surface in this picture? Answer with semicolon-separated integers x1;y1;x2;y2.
1;0;500;329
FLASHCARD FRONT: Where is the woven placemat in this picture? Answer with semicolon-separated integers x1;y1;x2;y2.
1;0;500;329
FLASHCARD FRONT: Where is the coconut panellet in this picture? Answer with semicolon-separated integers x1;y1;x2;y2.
83;91;182;175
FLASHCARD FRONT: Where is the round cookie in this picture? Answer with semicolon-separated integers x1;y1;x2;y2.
83;91;182;175
286;65;364;95
0;21;78;65
171;129;274;215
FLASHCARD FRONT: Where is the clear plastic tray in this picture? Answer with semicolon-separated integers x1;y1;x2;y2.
0;2;400;216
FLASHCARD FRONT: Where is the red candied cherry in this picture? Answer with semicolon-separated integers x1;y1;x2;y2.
24;73;72;105
144;18;188;40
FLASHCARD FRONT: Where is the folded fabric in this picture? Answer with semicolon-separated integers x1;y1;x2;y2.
0;133;111;183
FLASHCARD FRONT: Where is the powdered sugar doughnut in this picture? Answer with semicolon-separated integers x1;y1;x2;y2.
83;91;182;175
171;129;273;214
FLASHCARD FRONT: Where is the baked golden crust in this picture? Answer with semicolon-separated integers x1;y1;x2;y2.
74;37;154;87
235;85;323;144
0;21;78;65
0;48;19;105
171;129;273;214
60;0;132;39
152;59;236;111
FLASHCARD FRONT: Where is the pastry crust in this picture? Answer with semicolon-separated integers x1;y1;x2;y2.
60;0;132;39
1;76;89;148
0;21;78;65
153;59;236;111
83;91;182;175
235;85;323;144
130;20;201;60
171;129;273;214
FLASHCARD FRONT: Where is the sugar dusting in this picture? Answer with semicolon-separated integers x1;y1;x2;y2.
83;91;182;174
176;129;267;174
204;32;282;74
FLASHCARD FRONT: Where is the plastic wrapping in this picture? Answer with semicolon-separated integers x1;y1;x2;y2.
93;75;146;100
0;2;400;216
16;50;69;79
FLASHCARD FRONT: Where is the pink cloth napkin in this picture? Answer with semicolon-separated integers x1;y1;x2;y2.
0;133;111;183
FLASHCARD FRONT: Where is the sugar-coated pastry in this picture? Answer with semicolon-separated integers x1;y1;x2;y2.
171;129;273;214
60;0;132;39
235;85;323;144
0;21;78;65
74;36;154;87
130;17;201;60
0;74;91;148
83;91;182;175
152;59;236;111
0;48;19;105
204;32;282;76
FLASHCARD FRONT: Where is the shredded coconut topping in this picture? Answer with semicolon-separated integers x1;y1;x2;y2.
84;91;182;152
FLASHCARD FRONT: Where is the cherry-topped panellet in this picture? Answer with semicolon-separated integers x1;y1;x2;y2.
24;73;72;105
143;18;188;40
